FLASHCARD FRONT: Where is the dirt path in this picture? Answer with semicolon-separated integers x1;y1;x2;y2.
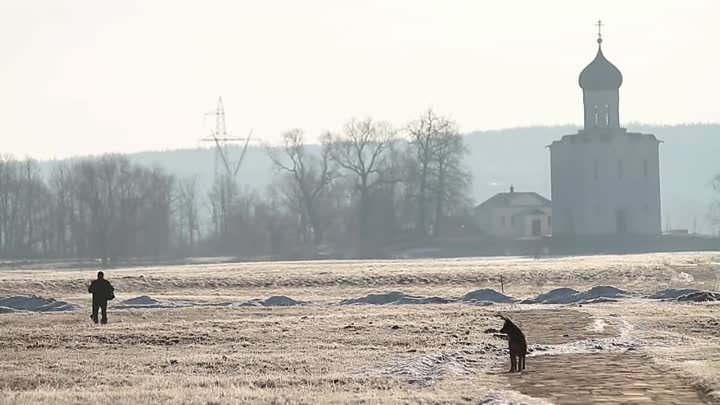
510;352;705;404
500;309;708;404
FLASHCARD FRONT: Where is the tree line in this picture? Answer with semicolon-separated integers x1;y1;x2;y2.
0;110;474;262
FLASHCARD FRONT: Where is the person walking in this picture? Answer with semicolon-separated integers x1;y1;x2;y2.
88;271;114;324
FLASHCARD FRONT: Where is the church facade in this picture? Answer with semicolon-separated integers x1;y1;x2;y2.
549;33;662;236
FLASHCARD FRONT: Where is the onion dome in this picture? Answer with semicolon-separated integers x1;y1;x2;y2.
579;37;623;90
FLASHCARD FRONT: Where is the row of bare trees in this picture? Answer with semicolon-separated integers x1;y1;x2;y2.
0;110;473;262
266;110;472;256
0;155;181;264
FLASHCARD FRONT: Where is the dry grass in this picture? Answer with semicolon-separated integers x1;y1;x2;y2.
1;251;720;404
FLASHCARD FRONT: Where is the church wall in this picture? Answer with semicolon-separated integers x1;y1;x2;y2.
550;133;661;236
550;139;590;235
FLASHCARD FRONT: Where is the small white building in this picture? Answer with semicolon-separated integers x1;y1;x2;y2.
474;186;552;238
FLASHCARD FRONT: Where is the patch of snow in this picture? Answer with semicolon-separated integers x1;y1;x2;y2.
368;348;494;386
527;286;632;305
0;295;79;312
574;286;632;301
259;295;302;307
121;295;161;306
587;318;608;333
677;291;720;302
529;337;641;357
460;289;514;304
671;271;695;283
393;296;455;305
525;288;579;304
577;297;618;304
0;306;17;314
340;292;408;305
478;390;555;405
239;296;305;307
114;295;185;309
648;288;701;299
340;292;454;306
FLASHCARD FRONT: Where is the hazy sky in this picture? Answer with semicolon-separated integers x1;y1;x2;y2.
1;0;718;159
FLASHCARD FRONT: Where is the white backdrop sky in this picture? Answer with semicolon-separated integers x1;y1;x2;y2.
1;0;718;159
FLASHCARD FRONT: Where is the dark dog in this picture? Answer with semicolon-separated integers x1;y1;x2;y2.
484;314;527;372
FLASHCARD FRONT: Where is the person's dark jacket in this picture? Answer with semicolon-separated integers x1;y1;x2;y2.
88;279;114;301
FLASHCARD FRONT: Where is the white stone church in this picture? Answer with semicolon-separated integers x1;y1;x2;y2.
549;33;662;236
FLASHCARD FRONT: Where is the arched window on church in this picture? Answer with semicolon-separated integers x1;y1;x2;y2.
593;105;599;126
604;104;609;126
617;160;624;180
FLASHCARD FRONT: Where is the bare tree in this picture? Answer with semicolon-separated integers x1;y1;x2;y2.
407;109;456;237
267;129;335;249
329;118;397;246
49;162;73;257
208;173;239;253
177;176;200;253
430;125;471;237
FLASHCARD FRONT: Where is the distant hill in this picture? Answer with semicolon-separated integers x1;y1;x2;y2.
44;123;720;235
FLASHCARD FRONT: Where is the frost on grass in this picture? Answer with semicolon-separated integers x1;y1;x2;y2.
528;337;641;357
0;295;78;312
368;348;499;386
477;390;555;405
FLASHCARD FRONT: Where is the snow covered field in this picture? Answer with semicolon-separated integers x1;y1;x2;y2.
1;252;719;404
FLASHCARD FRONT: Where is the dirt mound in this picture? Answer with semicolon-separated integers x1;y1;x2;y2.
340;292;454;306
121;295;161;306
460;289;514;304
0;295;78;312
260;295;302;306
525;288;580;304
393;296;454;305
649;288;702;299
677;291;720;302
575;286;630;301
114;295;185;309
340;292;408;305
240;296;304;307
527;286;631;305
